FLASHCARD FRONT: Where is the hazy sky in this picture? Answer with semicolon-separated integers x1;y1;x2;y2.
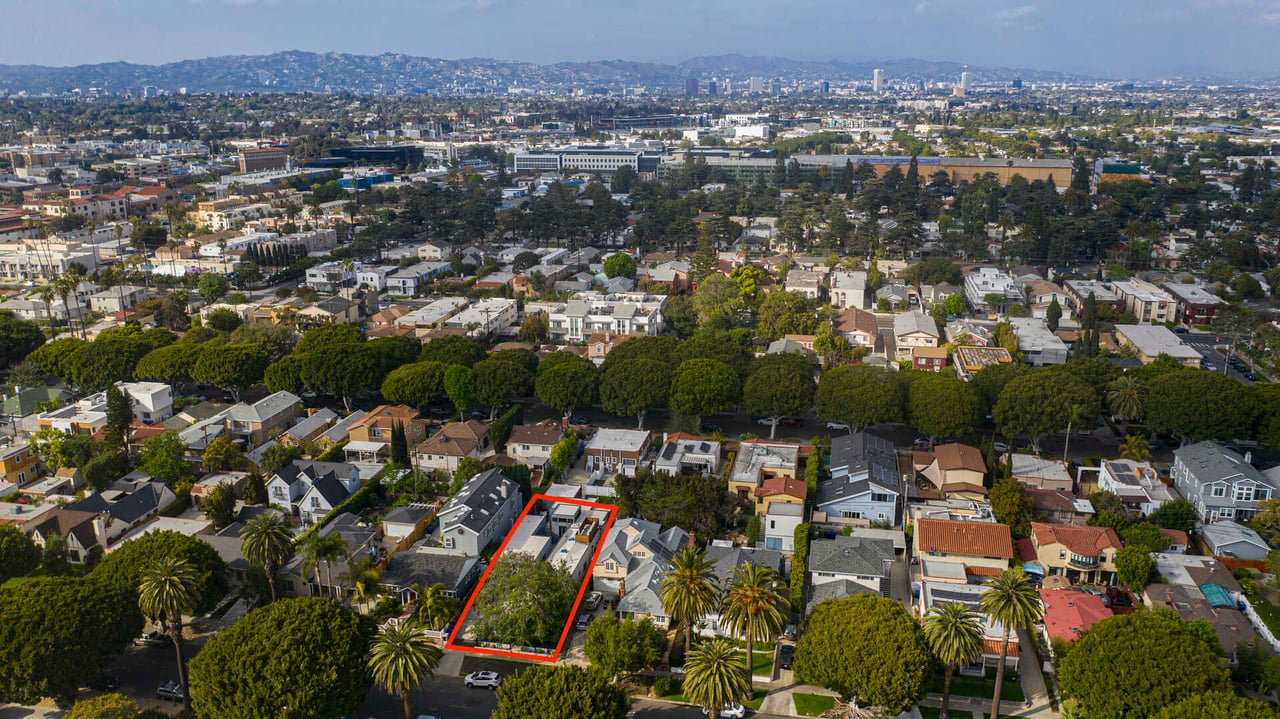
0;0;1275;78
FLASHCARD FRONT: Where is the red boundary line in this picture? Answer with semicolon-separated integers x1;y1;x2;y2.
444;493;618;663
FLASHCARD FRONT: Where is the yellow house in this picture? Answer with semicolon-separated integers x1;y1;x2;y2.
728;440;801;502
1029;522;1121;585
0;443;39;487
753;475;807;514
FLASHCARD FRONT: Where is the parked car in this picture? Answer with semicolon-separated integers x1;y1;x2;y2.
86;674;119;692
156;681;184;702
585;591;603;611
1173;327;1189;334
779;417;805;427
1246;372;1258;382
992;442;1010;454
699;422;721;434
1203;361;1218;372
778;644;796;670
756;417;775;426
824;421;850;431
568;415;590;426
465;671;502;689
702;704;746;718
134;631;167;648
575;613;593;631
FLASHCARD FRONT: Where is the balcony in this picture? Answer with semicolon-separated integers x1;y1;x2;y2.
1066;554;1099;570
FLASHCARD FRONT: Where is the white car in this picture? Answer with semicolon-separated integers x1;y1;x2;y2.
465;671;502;689
824;421;850;431
756;417;775;426
702;704;747;718
992;442;1009;454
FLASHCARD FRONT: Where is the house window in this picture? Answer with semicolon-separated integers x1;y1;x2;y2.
871;492;890;503
841;511;862;519
1221;507;1236;519
1259;488;1272;501
1211;485;1227;498
1234;485;1254;502
311;497;320;508
1059;550;1066;559
273;487;286;499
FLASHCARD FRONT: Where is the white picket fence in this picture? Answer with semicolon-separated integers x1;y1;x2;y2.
1241;596;1280;652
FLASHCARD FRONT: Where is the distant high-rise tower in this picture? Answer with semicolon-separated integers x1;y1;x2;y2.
708;79;719;96
960;71;973;92
770;78;782;95
749;76;765;93
872;68;884;92
1012;78;1023;89
685;78;699;97
821;80;830;95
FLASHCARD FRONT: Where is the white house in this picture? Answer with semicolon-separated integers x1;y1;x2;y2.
764;503;804;552
418;242;454;261
829;271;867;310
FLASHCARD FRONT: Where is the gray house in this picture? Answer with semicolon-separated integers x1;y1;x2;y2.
1200;520;1271;561
437;468;522;556
815;432;902;527
1171;441;1278;523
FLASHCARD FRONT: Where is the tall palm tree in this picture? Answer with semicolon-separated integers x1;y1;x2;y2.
923;602;985;719
299;532;334;597
341;555;383;612
1107;374;1145;428
239;513;294;602
684;637;750;719
718;563;788;693
412;583;460;631
33;285;56;335
661;546;720;656
315;532;346;599
367;620;443;719
979;568;1044;719
138;556;200;713
1062;403;1090;462
1119;434;1152;461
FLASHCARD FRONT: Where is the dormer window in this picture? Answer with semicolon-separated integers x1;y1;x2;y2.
1211;485;1227;498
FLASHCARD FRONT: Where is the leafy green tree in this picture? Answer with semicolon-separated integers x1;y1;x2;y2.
201;483;237;529
258;442;301;475
302;343;381;410
1152;691;1279;719
139;430;190;487
1045;297;1063;331
191;344;267;402
923;602;984;719
239;513;294;602
491;665;629;719
0;577;143;707
473;358;533;419
583;611;666;677
1115;547;1156;589
993;370;1100;454
67;693;144;719
241;469;267;506
1148;498;1198;533
196;273;230;303
228;323;298;362
941;293;966;318
1146;369;1259;442
138;556;200;712
970;362;1031;415
27;336;85;381
380;361;448;406
989;477;1034;538
602;252;637;279
669;358;740;427
443;364;476;419
599;358;671;429
188;597;373;719
793;594;930;715
263;354;305;394
201;435;243;473
367;621;443;719
684;639;749;718
66;336;150;390
907;372;981;440
104;385;133;449
743;363;815;439
0;524;40;582
815;364;903;430
1119;522;1168;554
535;353;598;419
755;290;817;342
548;435;576;473
0;310;44;371
719;563;788;691
92;531;228;613
204;308;242;333
979;568;1044;719
1058;610;1230;719
419;335;486;367
678;330;754;379
1108;374;1146;425
660;545;720;657
469;553;578;646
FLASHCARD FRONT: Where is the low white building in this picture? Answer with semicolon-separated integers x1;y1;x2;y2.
443;297;519;338
829;271;867;310
546;292;667;343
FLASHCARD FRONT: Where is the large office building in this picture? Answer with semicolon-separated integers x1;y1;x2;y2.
329;145;424;168
657;152;1074;188
514;146;663;176
685;78;699;97
872;69;884;92
238;146;289;173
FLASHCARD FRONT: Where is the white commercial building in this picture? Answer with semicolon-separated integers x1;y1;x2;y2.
444;298;519;338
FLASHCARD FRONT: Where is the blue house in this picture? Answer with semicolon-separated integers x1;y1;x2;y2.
814;432;902;527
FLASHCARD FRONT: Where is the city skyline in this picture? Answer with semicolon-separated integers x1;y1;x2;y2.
0;0;1277;80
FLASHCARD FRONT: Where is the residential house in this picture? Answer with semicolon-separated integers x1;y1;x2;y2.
225;391;303;446
1039;589;1112;647
544;292;666;342
585;332;639;365
834;307;878;348
815;432;901;527
265;461;361;520
807;535;894;596
784;269;824;300
893;311;940;348
753;475;807;514
281;512;377;597
951;345;1014;380
1113;324;1202;366
412;420;494;472
764;503;804;552
505;421;565;469
1149;553;1259;656
88;285;149;315
917;581;1021;671
417;242;454;261
1172;442;1277;523
381;504;436;546
584;429;651;477
1162;282;1224;327
36;381;174;434
1095;459;1175;516
1025;488;1094;525
829;271;867;309
701;544;787;635
296;471;361;526
728;440;801;503
1200;520;1270;561
1024;280;1071;320
964;267;1021;312
278;409;339;448
592;517;689;599
297;296;360;327
347;404;429;464
26;508;104;564
0;443;39;486
190;472;245;505
914;519;1014;582
653;433;721;476
911;345;948;372
1010;455;1073;492
1063;280;1120;312
66;477;177;544
1028;522;1121;585
918;443;986;494
381;543;483;603
436;468;522;556
314;410;367;451
1007;317;1070;366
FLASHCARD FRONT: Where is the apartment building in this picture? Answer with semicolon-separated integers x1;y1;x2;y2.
545;292;667;342
964;268;1021;312
1110;278;1177;324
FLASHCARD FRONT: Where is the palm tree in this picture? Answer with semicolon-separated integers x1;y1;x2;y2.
367;620;443;719
341;555;383;612
315;532;346;598
923;602;985;719
239;513;294;602
138;556;200;713
1119;434;1152;461
718;563;788;693
1107;374;1145;428
299;532;345;598
684;637;750;719
979;568;1044;719
1062;403;1090;462
33;285;56;335
661;546;720;657
412;583;460;631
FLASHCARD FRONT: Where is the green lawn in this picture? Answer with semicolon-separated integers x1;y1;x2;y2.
751;651;773;677
793;693;837;716
926;672;1024;703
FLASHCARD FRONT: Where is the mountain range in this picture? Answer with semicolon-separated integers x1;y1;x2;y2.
0;52;1093;95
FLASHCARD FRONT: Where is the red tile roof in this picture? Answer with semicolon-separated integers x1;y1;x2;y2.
754;475;808;500
916;518;1014;559
1039;589;1112;643
1030;522;1122;557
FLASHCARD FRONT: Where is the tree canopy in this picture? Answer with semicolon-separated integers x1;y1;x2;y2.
993;369;1100;452
1151;691;1280;719
582;611;666;677
599;357;671;429
469;552;579;647
1146;369;1259;442
91;530;228;614
906;372;981;439
535;353;598;417
380;361;448;406
669;358;740;422
491;665;629;719
815;364;903;429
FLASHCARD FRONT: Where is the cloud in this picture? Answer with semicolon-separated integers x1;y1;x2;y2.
995;4;1039;19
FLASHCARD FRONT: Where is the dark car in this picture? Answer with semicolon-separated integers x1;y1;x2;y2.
427;406;452;417
779;417;805;427
87;674;119;692
778;644;795;670
700;422;721;434
1246;372;1258;382
1173;327;1189;334
568;415;590;426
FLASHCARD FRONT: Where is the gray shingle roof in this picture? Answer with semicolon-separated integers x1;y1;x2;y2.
807;536;894;578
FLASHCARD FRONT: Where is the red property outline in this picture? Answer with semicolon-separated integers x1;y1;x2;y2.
444;493;618;663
